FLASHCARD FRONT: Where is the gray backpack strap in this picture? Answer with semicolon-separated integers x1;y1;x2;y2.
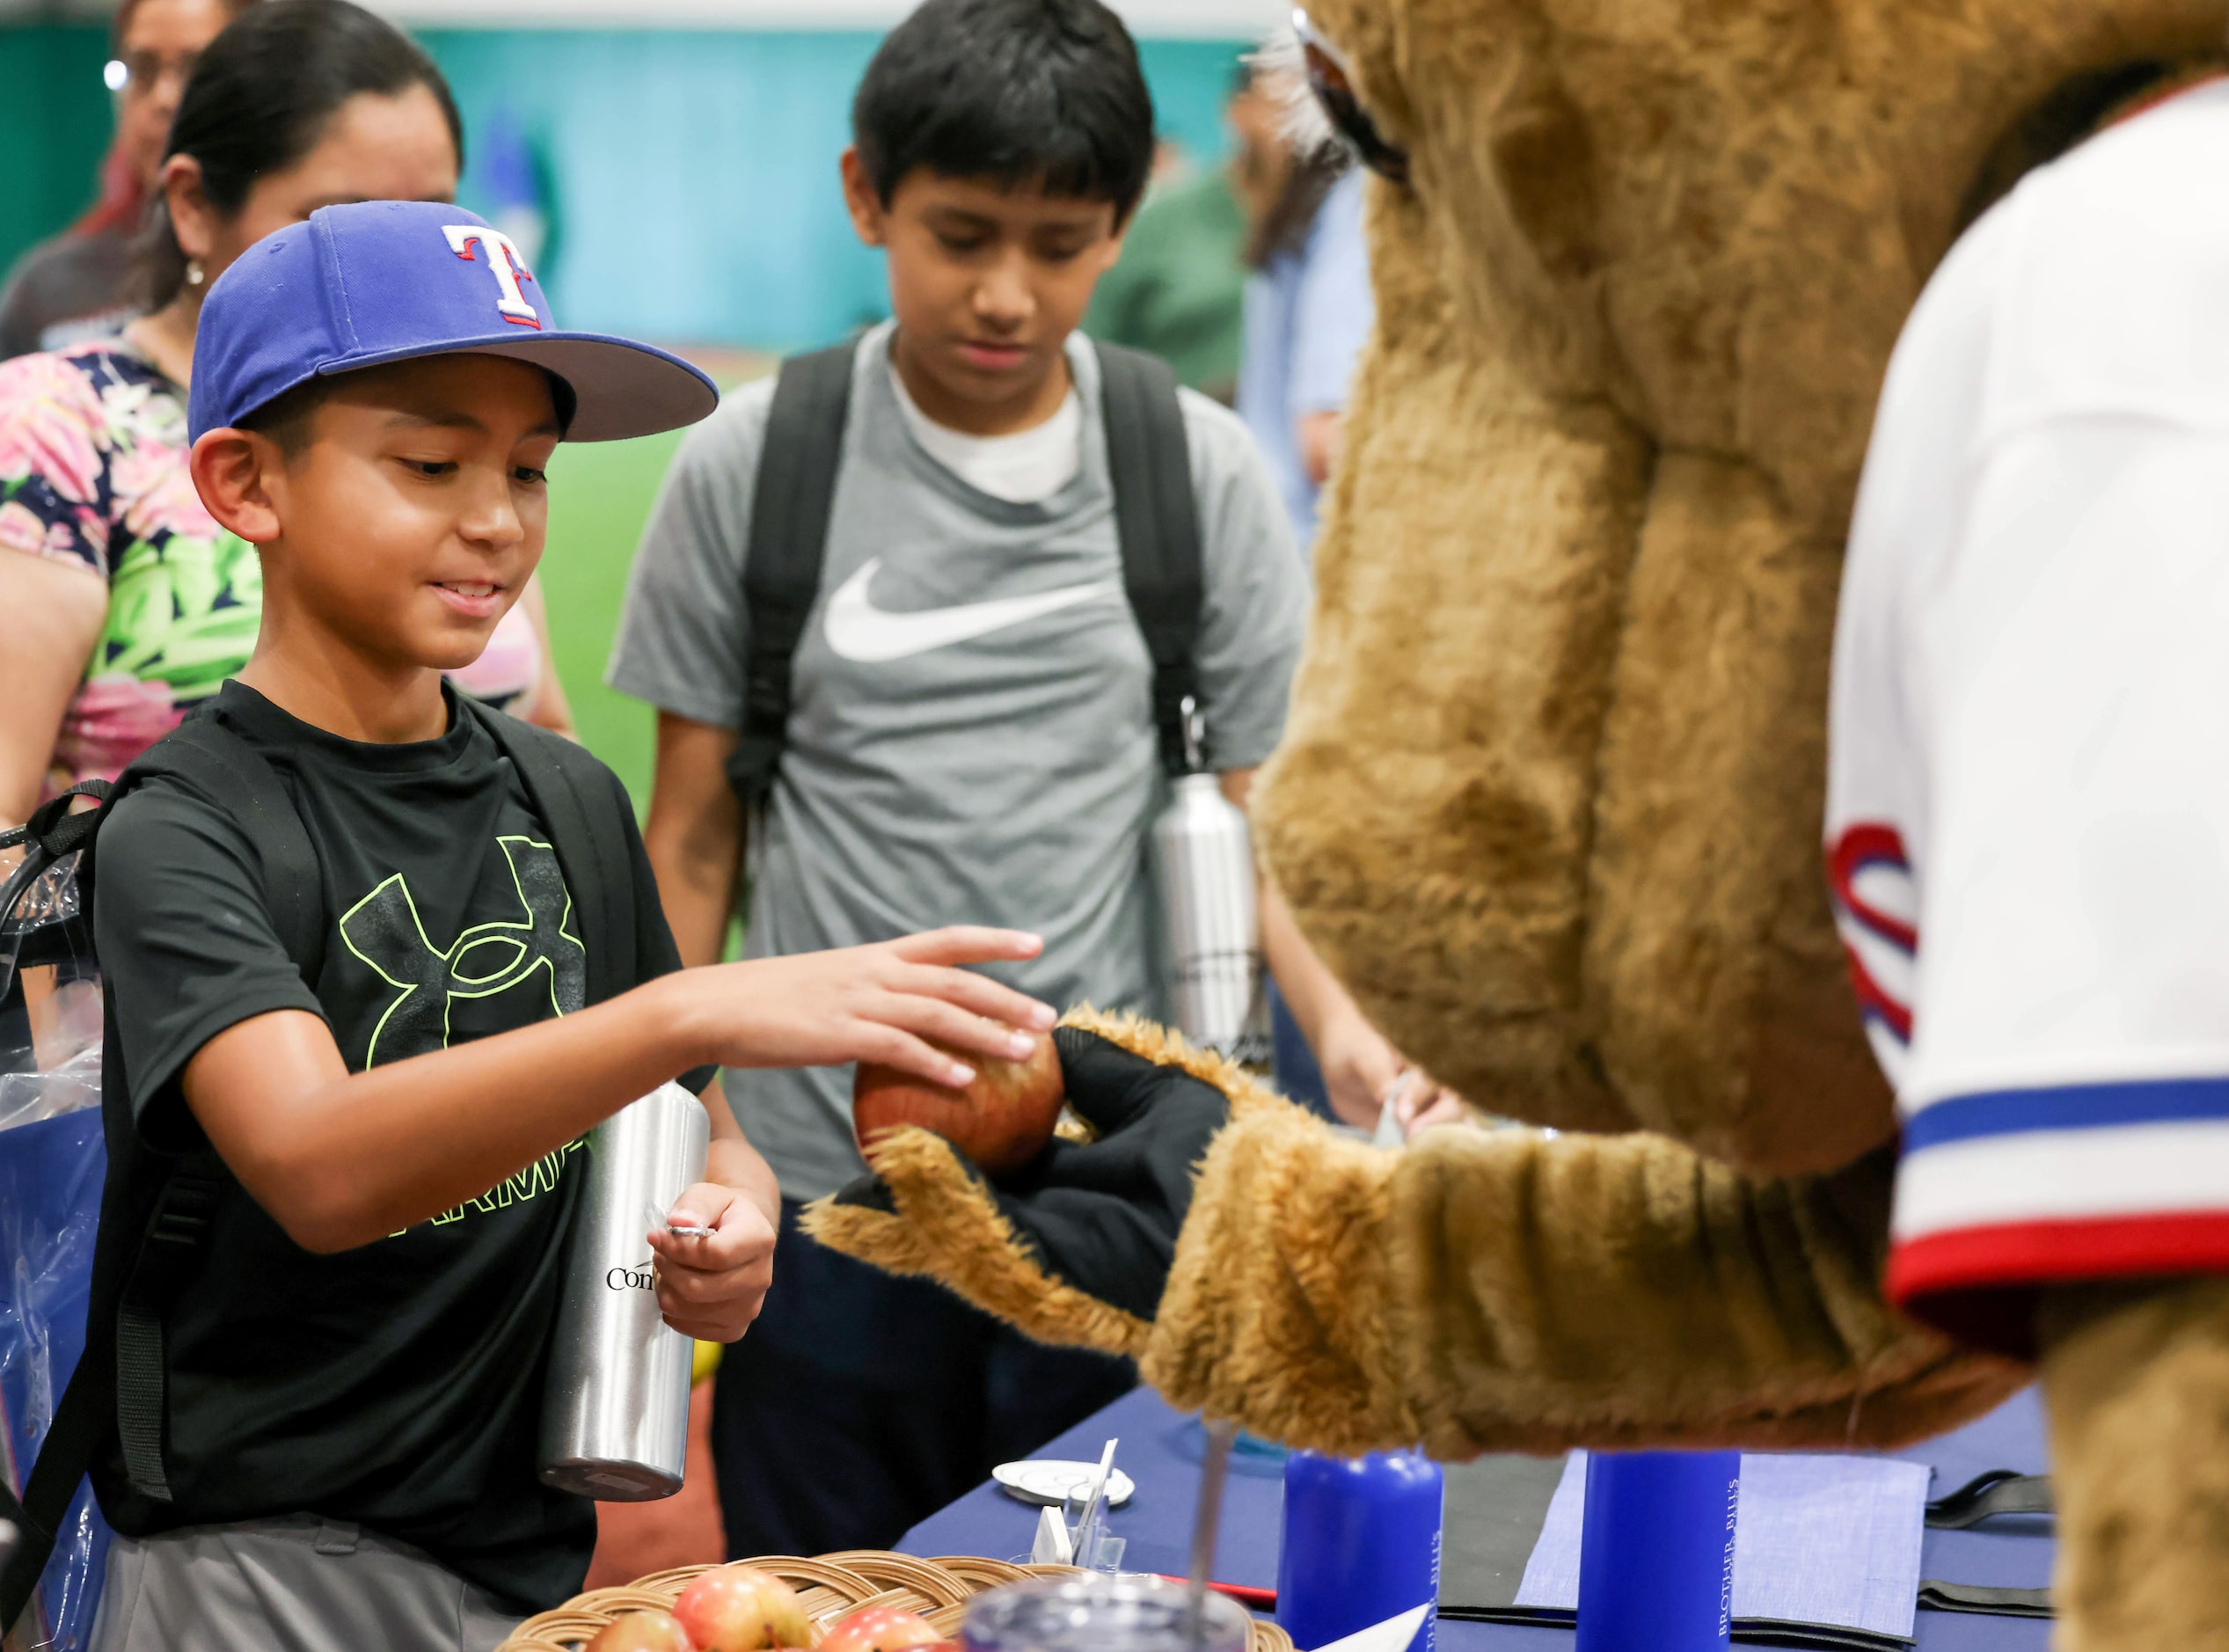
725;343;857;811
1096;342;1205;775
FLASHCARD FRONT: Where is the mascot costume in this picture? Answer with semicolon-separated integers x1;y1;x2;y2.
809;4;2229;1644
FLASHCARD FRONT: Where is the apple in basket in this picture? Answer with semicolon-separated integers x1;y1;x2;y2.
815;1605;946;1652
853;1033;1064;1177
586;1609;694;1652
672;1564;812;1651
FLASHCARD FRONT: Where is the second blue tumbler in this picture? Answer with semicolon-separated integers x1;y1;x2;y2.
1575;1450;1741;1652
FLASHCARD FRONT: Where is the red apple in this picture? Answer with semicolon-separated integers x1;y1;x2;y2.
673;1564;811;1650
853;1033;1063;1177
815;1606;945;1652
586;1609;695;1652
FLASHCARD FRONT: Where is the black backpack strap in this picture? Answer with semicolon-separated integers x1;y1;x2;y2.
470;705;642;1003
725;343;857;812
117;714;327;976
110;1157;225;1503
99;715;324;1507
1097;341;1205;776
0;778;112;859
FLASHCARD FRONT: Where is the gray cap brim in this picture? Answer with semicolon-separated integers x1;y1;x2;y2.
337;331;720;442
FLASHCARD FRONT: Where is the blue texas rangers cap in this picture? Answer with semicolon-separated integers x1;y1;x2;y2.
187;200;718;443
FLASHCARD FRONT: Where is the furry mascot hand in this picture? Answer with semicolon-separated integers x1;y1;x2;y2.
806;1010;2021;1459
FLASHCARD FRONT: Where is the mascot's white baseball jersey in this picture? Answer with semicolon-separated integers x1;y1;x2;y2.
1829;77;2229;1356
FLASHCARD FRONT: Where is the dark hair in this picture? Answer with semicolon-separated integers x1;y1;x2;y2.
1246;146;1348;270
851;0;1155;223
138;0;464;308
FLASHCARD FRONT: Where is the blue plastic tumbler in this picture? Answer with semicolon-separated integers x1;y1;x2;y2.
1575;1451;1741;1652
1276;1450;1443;1652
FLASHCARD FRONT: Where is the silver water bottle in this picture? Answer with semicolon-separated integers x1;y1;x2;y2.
538;1081;709;1501
1149;698;1266;1058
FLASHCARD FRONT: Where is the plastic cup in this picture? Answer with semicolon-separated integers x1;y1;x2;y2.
963;1573;1250;1652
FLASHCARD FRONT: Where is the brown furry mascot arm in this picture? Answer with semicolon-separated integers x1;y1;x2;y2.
807;1010;2021;1460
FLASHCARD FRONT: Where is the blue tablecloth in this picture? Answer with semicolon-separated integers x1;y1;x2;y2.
899;1386;2055;1651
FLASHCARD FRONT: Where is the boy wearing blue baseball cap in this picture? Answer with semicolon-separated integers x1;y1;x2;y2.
75;200;1051;1651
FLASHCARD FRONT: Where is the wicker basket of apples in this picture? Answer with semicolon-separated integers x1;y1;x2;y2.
495;1553;1296;1652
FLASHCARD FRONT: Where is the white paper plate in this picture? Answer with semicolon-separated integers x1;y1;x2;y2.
993;1459;1137;1509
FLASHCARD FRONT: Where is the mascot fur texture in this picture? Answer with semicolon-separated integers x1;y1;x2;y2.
813;5;2229;1642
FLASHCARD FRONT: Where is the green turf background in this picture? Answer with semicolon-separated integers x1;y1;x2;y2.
538;422;691;807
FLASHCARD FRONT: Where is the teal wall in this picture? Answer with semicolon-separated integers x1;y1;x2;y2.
0;26;113;278
0;23;1247;352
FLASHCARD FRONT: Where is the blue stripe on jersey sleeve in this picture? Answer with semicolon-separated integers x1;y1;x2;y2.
1905;1075;2229;1151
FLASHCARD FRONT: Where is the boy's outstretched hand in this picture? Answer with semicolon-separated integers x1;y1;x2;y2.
649;1181;779;1342
644;925;1054;1343
674;925;1056;1087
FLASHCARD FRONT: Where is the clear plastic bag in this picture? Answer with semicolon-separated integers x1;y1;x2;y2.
0;844;112;1650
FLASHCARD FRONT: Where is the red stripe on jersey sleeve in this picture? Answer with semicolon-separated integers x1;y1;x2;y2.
1889;1212;2229;1357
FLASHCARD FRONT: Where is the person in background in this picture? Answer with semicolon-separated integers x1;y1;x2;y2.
445;575;578;737
1231;51;1393;1121
1235;137;1371;549
611;0;1441;1557
0;0;259;362
1082;62;1276;405
0;2;575;832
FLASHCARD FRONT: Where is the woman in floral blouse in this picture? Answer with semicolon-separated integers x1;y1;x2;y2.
0;2;571;826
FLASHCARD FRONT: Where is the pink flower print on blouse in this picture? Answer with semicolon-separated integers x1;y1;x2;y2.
0;500;47;559
0;352;107;505
53;675;184;786
113;439;217;543
70;505;109;567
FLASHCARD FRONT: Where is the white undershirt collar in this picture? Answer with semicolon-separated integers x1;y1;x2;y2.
888;354;1083;504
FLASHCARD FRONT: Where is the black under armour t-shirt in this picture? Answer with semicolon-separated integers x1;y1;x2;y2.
91;680;701;1612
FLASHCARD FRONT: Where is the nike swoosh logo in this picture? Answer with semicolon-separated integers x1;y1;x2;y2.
822;557;1121;662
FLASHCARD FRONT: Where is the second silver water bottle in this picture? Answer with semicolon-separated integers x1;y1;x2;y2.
538;1080;709;1501
1149;698;1265;1058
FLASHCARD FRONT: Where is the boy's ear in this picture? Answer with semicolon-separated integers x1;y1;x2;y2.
840;147;889;248
189;429;286;547
1096;216;1130;274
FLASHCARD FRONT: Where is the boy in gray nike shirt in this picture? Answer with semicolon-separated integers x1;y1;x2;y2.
609;0;1436;1557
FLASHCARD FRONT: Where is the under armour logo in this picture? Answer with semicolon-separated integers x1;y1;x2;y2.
442;223;541;329
340;837;585;1066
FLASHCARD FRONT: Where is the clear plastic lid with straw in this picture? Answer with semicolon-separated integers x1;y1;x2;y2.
961;1575;1250;1652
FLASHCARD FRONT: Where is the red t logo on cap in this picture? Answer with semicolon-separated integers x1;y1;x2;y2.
442;224;541;329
